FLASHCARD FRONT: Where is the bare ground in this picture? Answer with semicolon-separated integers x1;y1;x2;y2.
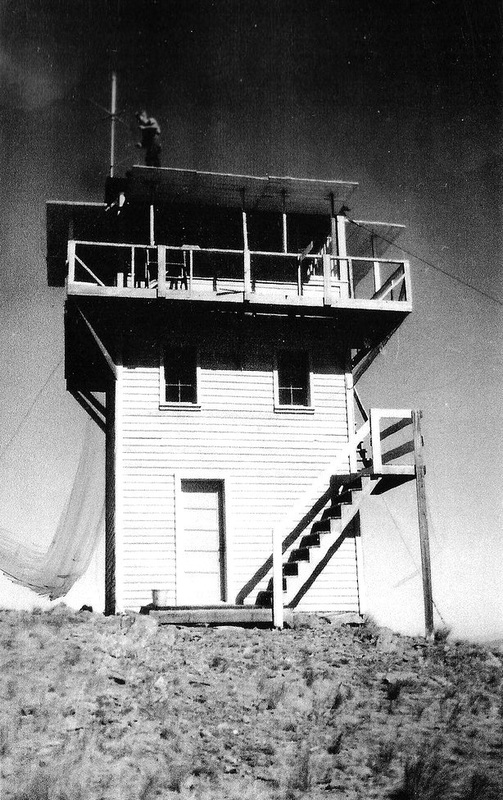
0;607;502;799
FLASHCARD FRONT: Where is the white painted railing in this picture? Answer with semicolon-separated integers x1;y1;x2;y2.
66;240;411;304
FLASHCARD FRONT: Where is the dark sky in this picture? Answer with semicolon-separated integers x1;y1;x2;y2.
0;0;501;634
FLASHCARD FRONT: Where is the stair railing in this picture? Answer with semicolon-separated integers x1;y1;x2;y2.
236;418;370;605
369;408;415;475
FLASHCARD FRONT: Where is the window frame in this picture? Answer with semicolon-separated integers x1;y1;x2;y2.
159;345;201;410
273;348;314;413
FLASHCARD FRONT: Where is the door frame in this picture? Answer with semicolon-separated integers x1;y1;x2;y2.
174;472;233;605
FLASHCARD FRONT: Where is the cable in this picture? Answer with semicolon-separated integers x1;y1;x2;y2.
382;495;448;628
382;495;419;569
348;217;503;308
0;358;63;461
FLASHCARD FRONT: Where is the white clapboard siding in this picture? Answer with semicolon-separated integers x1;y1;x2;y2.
293;536;360;613
116;332;355;610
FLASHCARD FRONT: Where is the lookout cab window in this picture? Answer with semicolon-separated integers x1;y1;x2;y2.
277;350;311;407
163;347;198;404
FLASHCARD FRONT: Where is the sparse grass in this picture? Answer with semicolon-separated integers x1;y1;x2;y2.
388;745;453;799
368;739;395;773
0;609;502;800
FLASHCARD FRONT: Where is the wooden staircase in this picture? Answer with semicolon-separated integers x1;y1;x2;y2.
256;473;380;609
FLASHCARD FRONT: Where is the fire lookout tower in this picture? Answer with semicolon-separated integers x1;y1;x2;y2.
47;165;431;629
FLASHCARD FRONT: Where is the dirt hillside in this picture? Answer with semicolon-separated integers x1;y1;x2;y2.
0;607;502;799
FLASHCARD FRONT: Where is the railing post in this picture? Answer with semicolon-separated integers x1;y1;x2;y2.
322;254;332;305
149;204;155;246
403;260;412;303
243;250;251;300
345;371;357;472
67;240;76;283
189;249;194;292
336;214;349;295
369;408;383;472
157;245;166;296
242;209;251;300
373;261;381;294
272;527;284;629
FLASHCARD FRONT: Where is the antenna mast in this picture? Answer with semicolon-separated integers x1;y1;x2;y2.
109;71;117;177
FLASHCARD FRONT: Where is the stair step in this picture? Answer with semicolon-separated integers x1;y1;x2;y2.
333;490;355;506
289;547;310;563
331;475;363;493
299;533;320;549
283;562;299;577
321;505;343;521
256;590;272;608
266;576;287;592
312;519;331;533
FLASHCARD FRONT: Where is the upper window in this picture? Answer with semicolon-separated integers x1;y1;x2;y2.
276;350;311;407
163;347;198;404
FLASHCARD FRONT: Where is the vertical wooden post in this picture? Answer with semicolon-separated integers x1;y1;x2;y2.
336;215;349;296
369;408;383;472
67;240;76;283
322;254;331;305
149;204;155;246
157;245;166;296
272;527;284;629
345;369;357;472
371;234;381;294
282;190;288;253
109;71;117;178
242;208;251;299
188;249;194;292
412;410;434;639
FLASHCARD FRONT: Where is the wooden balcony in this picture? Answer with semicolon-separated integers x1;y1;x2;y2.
66;239;412;317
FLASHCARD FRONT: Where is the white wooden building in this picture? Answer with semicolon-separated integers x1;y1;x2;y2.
47;167;418;623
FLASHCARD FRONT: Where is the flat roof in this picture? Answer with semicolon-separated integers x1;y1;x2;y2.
126;166;359;215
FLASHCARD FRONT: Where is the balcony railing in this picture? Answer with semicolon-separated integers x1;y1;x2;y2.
67;240;411;306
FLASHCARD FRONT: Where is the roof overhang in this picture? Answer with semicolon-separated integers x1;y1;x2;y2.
125;166;359;215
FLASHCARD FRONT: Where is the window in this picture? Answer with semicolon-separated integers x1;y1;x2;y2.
163;347;198;404
276;350;311;407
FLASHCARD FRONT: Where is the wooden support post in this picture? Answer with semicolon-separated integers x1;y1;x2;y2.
322;254;332;305
282;191;288;254
336;215;349;296
412;410;434;639
188;249;194;292
149;204;155;246
272;527;284;629
371;233;381;294
67;240;76;282
157;245;166;295
109;71;117;178
242;208;251;299
345;369;357;472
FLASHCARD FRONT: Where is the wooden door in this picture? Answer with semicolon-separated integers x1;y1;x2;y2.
179;480;225;604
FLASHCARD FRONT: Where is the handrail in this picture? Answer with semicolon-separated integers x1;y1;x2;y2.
70;240;407;264
237;405;416;605
236;418;370;604
369;408;414;473
66;239;411;304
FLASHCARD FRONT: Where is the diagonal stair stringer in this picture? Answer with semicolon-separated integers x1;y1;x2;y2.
282;474;380;607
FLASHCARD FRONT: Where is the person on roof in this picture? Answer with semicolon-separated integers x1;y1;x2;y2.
135;110;161;167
